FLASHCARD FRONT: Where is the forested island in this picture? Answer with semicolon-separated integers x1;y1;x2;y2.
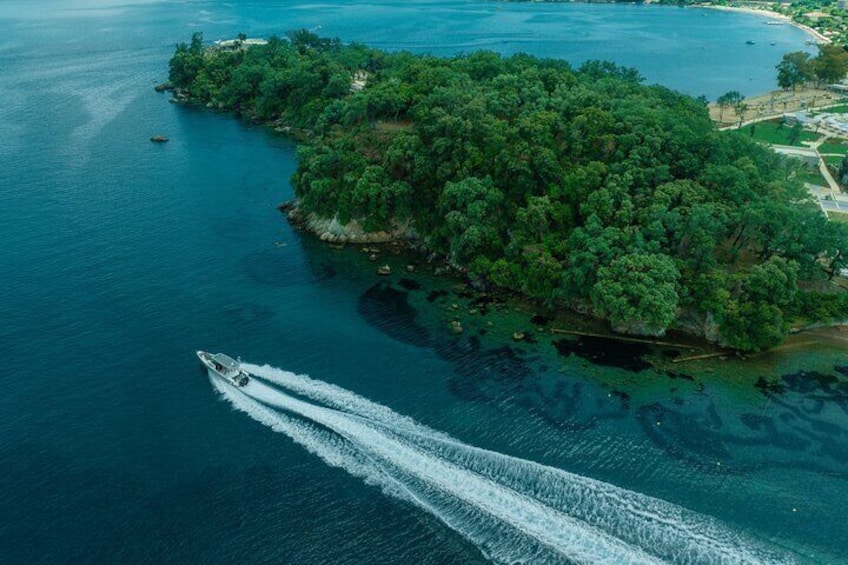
167;31;848;351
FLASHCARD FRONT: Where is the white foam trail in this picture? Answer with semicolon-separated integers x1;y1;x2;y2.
242;363;448;438
213;366;799;565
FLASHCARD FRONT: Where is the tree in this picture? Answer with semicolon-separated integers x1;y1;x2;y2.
716;90;743;123
813;44;848;85
776;51;814;91
839;155;848;187
590;253;681;336
169;32;205;87
788;122;804;145
436;177;504;264
166;34;848;350
735;101;748;127
718;258;799;351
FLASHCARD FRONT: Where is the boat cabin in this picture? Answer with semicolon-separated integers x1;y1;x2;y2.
210;353;239;375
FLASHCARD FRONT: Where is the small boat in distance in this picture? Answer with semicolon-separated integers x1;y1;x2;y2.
746;40;755;45
197;351;250;386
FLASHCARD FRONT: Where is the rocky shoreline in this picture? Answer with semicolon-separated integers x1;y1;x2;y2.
278;200;737;344
279;200;419;245
162;83;845;352
279;200;848;351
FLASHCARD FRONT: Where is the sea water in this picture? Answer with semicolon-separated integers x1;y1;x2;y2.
0;1;845;563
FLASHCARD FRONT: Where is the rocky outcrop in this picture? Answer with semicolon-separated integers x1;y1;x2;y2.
610;320;667;338
281;200;418;244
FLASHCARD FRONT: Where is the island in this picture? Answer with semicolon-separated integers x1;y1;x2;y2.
165;31;848;351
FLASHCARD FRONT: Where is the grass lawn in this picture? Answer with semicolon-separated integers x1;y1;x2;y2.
827;211;848;223
794;168;829;185
822;104;848;114
739;120;821;146
824;155;845;168
819;139;848;155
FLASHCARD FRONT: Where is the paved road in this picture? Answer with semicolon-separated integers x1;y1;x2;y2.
819;198;848;212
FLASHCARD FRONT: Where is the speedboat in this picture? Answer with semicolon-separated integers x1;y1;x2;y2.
197;351;250;386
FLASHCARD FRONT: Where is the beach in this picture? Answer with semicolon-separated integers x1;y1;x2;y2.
698;4;831;45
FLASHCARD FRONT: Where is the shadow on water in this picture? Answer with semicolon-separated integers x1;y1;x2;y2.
639;367;848;477
351;269;848;482
357;282;431;348
355;278;637;430
553;336;652;373
240;248;336;288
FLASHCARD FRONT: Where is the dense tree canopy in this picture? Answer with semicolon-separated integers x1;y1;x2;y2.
169;32;848;350
813;44;848;85
776;51;814;91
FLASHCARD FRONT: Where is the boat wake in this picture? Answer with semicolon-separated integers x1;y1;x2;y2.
210;363;798;565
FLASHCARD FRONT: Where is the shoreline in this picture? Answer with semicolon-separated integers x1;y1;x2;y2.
696;4;831;45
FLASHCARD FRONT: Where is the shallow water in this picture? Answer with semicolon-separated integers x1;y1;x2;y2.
1;1;846;563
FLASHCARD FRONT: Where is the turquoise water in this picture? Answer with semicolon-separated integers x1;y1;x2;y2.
1;1;846;563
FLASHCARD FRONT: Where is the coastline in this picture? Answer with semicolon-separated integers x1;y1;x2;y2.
696;4;831;45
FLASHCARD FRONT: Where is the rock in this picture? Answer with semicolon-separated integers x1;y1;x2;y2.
277;200;297;213
450;320;463;334
512;332;525;341
150;135;168;143
704;311;721;344
377;265;392;276
611;320;666;338
406;264;415;273
153;82;173;92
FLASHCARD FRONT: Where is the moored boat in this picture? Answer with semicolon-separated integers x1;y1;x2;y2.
197;351;250;386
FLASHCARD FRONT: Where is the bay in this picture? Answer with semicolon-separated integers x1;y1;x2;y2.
0;1;845;563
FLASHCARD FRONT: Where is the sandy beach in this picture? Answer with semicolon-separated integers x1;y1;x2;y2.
697;4;831;45
708;87;840;125
700;4;836;120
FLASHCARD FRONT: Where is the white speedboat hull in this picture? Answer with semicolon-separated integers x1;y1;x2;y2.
197;350;250;387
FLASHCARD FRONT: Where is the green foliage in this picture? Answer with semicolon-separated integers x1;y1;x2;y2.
169;32;848;350
716;90;742;113
740;119;820;146
776;51;814;91
716;258;799;351
169;32;205;88
590;253;681;334
813;44;848;85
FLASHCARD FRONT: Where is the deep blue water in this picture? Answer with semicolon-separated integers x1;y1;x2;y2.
1;1;847;563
